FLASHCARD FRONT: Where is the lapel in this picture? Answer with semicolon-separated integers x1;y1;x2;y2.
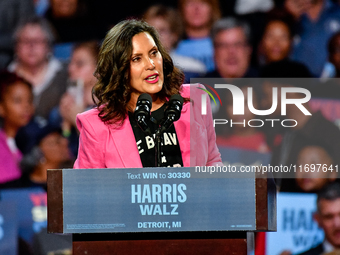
174;100;191;167
109;117;143;168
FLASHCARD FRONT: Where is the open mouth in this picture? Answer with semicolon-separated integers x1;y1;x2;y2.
145;74;159;83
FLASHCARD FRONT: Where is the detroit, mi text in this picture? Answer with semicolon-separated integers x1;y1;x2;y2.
137;221;182;229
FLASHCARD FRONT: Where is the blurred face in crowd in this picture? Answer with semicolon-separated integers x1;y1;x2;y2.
16;24;50;68
51;0;78;18
226;87;256;129
295;146;336;192
329;34;340;73
315;198;340;248
262;82;310;120
40;132;70;165
262;81;290;117
214;27;251;78
68;47;97;87
0;82;34;133
262;21;291;63
183;0;212;29
145;17;177;52
129;32;164;102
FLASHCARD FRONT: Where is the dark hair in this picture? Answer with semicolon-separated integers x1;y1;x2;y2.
0;70;32;101
262;8;296;39
328;31;340;54
317;182;340;212
93;19;185;125
259;59;312;78
297;139;334;164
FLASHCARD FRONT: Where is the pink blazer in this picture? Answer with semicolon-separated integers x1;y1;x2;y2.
74;84;222;169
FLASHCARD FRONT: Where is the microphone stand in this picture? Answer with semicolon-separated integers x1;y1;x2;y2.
154;113;176;167
153;94;183;167
154;127;162;167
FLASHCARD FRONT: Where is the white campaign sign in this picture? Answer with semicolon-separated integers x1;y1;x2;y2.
266;192;324;255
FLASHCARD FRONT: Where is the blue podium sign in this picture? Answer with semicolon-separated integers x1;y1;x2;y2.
0;201;17;255
62;167;257;233
0;187;47;244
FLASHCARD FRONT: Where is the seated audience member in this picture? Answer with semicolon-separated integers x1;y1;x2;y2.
204;17;258;79
281;141;337;193
8;16;68;121
49;41;99;156
0;71;34;184
44;0;100;43
284;0;340;77
0;124;73;190
329;31;340;78
260;61;340;191
258;59;312;153
173;0;221;72
259;9;301;66
297;182;340;254
311;32;340;98
143;4;207;81
216;82;269;153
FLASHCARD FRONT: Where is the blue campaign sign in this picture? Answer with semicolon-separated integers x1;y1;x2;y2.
62;167;257;233
0;201;17;255
266;192;324;255
0;187;47;245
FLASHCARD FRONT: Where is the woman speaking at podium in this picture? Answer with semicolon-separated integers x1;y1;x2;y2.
73;19;222;169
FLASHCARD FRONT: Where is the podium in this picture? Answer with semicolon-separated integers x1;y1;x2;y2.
47;167;276;255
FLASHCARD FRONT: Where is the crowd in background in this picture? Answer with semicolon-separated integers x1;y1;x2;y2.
1;0;340;254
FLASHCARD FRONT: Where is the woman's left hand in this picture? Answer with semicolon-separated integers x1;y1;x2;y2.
59;93;85;127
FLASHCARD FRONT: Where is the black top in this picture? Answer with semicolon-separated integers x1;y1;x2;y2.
0;173;47;191
129;103;183;168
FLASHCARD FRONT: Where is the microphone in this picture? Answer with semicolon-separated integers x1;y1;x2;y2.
134;93;152;135
160;94;184;133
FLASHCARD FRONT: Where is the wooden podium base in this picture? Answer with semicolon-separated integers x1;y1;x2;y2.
72;232;253;255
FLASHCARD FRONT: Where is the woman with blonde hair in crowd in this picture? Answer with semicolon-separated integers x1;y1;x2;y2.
174;0;221;72
143;4;207;81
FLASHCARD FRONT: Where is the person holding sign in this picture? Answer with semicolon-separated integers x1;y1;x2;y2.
73;19;221;169
297;182;340;255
